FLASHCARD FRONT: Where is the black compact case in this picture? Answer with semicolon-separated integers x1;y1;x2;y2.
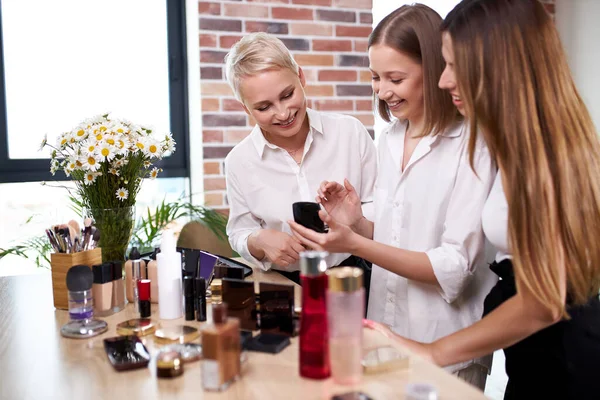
103;336;151;371
258;282;295;336
221;278;257;331
292;202;327;233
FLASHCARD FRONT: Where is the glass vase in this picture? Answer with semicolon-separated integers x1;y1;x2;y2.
87;206;135;262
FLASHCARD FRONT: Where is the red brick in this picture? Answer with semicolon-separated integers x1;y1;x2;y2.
204;161;221;175
200;18;242;32
200;50;228;63
204;192;224;207
272;7;313;20
352;113;375;126
224;129;251;144
203;114;246;127
360;12;373;24
336;25;372;38
333;0;372;9
199;2;221;15
356;99;373;111
201;82;233;96
220;35;243;49
294;53;334;66
280;38;310;51
316;9;355;23
204;146;235;160
360;70;372;82
318;69;357;81
204;177;227;191
203;130;223;143
202;98;220;112
337;84;372;96
222;98;245;112
247;0;288;3
200;66;222;80
293;0;331;5
354;39;368;52
245;21;289;34
200;34;217;47
313;39;352;52
224;3;269;18
338;54;368;67
305;85;334;96
313;99;353;111
290;23;332;37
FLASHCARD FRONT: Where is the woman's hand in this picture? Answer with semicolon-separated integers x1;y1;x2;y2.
248;229;305;268
288;210;359;254
363;319;438;365
316;179;364;230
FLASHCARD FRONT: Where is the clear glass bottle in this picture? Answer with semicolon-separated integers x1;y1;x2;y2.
327;267;364;385
299;251;330;379
201;302;241;391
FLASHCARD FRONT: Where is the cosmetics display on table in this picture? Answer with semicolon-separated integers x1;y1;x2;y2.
125;247;147;305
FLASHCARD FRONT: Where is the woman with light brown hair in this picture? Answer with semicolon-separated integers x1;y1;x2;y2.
365;0;600;398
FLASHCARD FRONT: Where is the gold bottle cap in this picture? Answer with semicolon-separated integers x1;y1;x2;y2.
156;350;184;378
154;325;200;345
327;267;363;292
116;318;159;337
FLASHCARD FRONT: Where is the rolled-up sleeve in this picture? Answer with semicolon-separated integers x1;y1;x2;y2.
225;159;272;271
426;142;496;303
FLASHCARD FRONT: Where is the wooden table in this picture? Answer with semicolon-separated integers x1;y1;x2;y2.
0;265;486;400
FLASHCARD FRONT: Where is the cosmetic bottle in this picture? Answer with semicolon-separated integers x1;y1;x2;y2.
111;260;125;313
327;267;364;385
299;251;330;380
196;276;207;322
201;302;241;391
138;279;151;318
61;265;108;338
184;276;195;321
125;248;146;304
92;263;114;317
156;230;183;320
147;248;159;303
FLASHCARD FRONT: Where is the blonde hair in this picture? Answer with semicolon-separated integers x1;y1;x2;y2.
443;0;600;316
368;4;459;137
225;32;300;101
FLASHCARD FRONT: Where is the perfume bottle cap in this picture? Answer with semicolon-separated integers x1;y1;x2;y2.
93;263;113;284
300;251;329;276
66;265;93;291
129;247;141;260
111;261;123;280
327;267;363;292
212;302;228;323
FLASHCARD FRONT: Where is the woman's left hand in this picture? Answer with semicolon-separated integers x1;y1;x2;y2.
363;319;438;365
288;210;359;254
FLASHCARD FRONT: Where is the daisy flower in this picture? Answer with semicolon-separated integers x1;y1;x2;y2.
39;134;48;151
97;142;116;161
73;128;87;141
149;167;161;179
144;139;162;158
143;160;151;168
83;171;101;185
115;187;129;201
82;154;101;171
83;138;98;155
134;138;145;152
109;167;120;176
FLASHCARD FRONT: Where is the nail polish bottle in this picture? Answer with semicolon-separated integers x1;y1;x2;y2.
138;279;151;318
201;302;241;391
125;248;146;304
184;276;195;321
327;267;364;385
299;251;330;380
92;262;114;317
111;260;125;313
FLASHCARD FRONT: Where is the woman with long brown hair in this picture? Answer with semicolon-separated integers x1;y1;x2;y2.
366;0;600;398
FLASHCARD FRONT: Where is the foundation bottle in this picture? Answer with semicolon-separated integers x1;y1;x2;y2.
92;263;114;316
147;248;159;303
111;260;125;313
125;248;146;303
201;302;241;391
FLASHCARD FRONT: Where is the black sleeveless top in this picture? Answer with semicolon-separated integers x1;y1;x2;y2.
483;259;600;400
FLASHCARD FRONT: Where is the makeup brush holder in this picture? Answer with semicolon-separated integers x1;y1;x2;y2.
50;248;102;309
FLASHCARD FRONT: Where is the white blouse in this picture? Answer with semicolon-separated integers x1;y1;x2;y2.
367;119;498;373
225;108;378;272
481;172;512;262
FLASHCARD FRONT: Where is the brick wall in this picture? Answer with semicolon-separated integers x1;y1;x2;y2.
199;0;374;214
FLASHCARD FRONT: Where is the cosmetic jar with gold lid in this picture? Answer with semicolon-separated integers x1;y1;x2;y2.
210;278;222;303
116;319;159;337
327;266;363;292
154;325;200;345
156;350;184;378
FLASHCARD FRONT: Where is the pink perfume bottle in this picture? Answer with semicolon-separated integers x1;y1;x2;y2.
327;267;364;385
299;251;330;380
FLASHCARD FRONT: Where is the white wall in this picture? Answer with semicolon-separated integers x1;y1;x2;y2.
556;0;600;130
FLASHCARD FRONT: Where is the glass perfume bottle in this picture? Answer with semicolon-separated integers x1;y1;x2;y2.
299;251;330;379
201;302;241;391
327;267;364;385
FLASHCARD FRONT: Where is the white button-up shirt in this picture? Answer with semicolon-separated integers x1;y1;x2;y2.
225;108;378;272
367;119;498;373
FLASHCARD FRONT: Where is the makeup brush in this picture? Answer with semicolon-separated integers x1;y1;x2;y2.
82;218;93;251
89;227;101;249
45;229;61;253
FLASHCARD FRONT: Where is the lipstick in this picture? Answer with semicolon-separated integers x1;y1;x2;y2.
138;279;151;318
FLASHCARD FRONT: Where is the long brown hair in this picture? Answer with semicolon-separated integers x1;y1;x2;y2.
443;0;600;316
369;4;458;136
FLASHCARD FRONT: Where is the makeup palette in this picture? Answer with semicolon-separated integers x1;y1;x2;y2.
258;282;295;336
221;278;257;331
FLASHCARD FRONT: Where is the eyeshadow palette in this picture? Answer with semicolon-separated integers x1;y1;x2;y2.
221;278;258;331
213;264;245;280
258;282;295;336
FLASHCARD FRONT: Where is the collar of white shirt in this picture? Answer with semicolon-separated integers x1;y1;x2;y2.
250;108;324;158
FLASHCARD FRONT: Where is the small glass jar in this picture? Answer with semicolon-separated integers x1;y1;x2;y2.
61;289;107;339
